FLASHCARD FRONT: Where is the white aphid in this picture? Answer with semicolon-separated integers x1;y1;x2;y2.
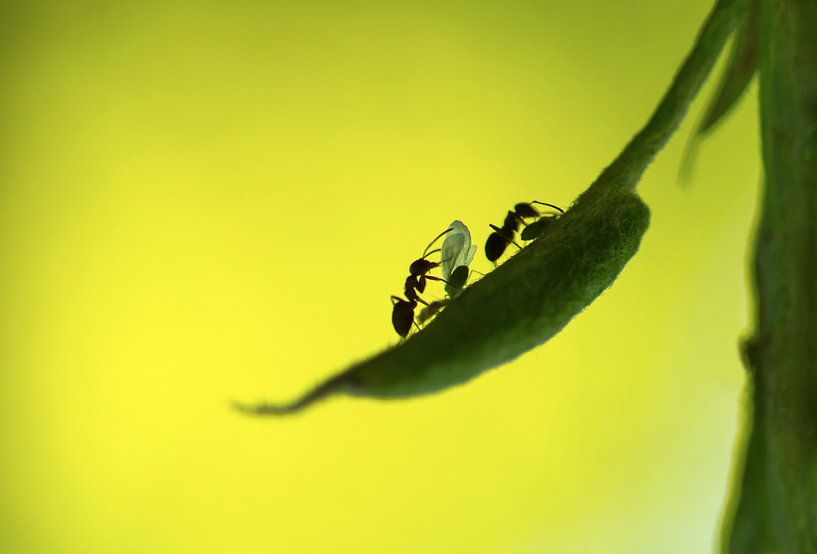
440;220;477;281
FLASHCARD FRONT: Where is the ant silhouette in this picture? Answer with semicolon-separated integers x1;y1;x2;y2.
484;201;565;263
412;220;481;329
390;227;453;338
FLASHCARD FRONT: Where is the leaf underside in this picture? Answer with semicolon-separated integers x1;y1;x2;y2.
237;0;744;416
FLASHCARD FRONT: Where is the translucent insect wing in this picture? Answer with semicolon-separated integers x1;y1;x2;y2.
440;220;474;280
465;244;476;264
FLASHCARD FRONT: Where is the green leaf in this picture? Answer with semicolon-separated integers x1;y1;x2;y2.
699;0;760;136
236;0;745;416
681;0;758;183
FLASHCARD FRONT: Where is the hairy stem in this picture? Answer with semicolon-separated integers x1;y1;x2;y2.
723;0;817;551
594;0;746;194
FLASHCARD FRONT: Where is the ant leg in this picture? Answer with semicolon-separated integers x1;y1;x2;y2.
390;295;405;305
421;228;454;258
489;224;514;240
425;275;450;285
531;200;565;214
490;226;521;249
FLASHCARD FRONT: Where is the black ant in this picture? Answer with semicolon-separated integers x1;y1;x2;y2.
390;227;453;338
484;201;564;262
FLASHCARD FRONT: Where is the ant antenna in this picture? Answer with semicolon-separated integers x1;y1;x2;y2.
531;201;565;214
421;227;453;258
392;294;430;307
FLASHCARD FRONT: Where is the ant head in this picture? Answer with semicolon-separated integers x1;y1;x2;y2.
409;258;438;276
514;203;539;219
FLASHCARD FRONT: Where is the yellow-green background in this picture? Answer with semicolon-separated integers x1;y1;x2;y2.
0;1;759;552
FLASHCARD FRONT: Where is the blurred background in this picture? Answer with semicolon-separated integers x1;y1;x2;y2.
0;1;760;552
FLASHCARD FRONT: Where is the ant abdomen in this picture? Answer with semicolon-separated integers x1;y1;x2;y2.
391;297;416;338
485;231;511;263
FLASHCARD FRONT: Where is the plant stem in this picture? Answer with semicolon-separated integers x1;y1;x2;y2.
723;0;817;551
592;0;746;194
